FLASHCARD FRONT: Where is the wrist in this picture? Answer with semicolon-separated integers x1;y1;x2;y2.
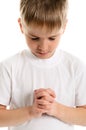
53;102;66;119
27;106;35;120
53;102;74;124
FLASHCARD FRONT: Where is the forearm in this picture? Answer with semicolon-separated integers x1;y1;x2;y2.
34;88;86;126
0;106;32;127
54;102;86;126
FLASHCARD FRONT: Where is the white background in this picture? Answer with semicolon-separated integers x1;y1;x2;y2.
0;0;86;130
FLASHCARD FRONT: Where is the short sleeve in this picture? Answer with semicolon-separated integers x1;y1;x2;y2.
0;63;12;106
75;62;86;106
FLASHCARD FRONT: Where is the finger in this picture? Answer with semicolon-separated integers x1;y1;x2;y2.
34;88;46;94
36;99;51;106
34;94;55;104
34;88;56;98
37;100;51;110
34;90;56;103
34;90;48;99
34;92;55;103
41;95;55;103
46;88;56;98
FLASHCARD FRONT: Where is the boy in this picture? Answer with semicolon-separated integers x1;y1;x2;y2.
0;0;86;130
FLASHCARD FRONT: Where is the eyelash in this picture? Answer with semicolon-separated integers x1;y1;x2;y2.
31;37;55;41
31;38;39;41
49;37;55;40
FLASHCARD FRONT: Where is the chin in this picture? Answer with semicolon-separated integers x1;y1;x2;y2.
35;52;54;59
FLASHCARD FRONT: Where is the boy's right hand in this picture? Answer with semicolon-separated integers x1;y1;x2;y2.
29;88;56;119
29;100;45;119
29;90;47;119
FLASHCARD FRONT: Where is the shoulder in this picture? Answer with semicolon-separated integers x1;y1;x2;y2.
0;49;28;70
60;50;80;62
59;50;86;73
60;50;85;65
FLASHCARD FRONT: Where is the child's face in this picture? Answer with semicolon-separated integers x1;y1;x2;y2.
19;19;65;59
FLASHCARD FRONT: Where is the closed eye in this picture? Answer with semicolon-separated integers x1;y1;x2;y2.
31;37;39;41
48;37;56;40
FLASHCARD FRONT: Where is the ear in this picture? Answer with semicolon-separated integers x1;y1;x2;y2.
63;19;68;33
18;18;24;33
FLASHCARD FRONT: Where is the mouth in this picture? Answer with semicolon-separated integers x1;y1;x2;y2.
36;51;50;56
32;50;54;59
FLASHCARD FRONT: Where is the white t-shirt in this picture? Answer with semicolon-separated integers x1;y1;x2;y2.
0;49;86;130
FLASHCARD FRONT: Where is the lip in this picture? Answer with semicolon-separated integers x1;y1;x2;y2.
33;51;54;59
37;52;49;55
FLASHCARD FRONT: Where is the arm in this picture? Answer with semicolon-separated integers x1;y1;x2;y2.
35;88;86;126
52;102;86;126
0;105;30;126
0;105;35;127
0;101;46;127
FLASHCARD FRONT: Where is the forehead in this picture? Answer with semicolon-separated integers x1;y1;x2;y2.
23;23;62;37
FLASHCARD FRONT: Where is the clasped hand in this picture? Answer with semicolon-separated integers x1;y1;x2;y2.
30;88;57;119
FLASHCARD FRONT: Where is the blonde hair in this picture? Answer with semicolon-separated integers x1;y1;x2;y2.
20;0;68;30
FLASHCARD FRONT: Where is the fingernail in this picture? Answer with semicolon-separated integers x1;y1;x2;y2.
34;90;37;92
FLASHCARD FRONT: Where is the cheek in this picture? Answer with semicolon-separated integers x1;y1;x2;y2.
51;41;59;49
54;37;61;47
26;39;38;50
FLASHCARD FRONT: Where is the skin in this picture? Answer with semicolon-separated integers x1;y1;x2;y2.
18;18;65;59
34;88;86;125
0;18;86;126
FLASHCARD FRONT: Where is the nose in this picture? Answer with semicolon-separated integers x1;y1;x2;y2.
38;39;48;51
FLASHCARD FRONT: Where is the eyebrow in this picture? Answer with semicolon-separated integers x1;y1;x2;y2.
29;33;59;38
29;34;39;37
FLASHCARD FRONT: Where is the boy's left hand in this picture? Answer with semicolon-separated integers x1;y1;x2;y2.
34;88;57;116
